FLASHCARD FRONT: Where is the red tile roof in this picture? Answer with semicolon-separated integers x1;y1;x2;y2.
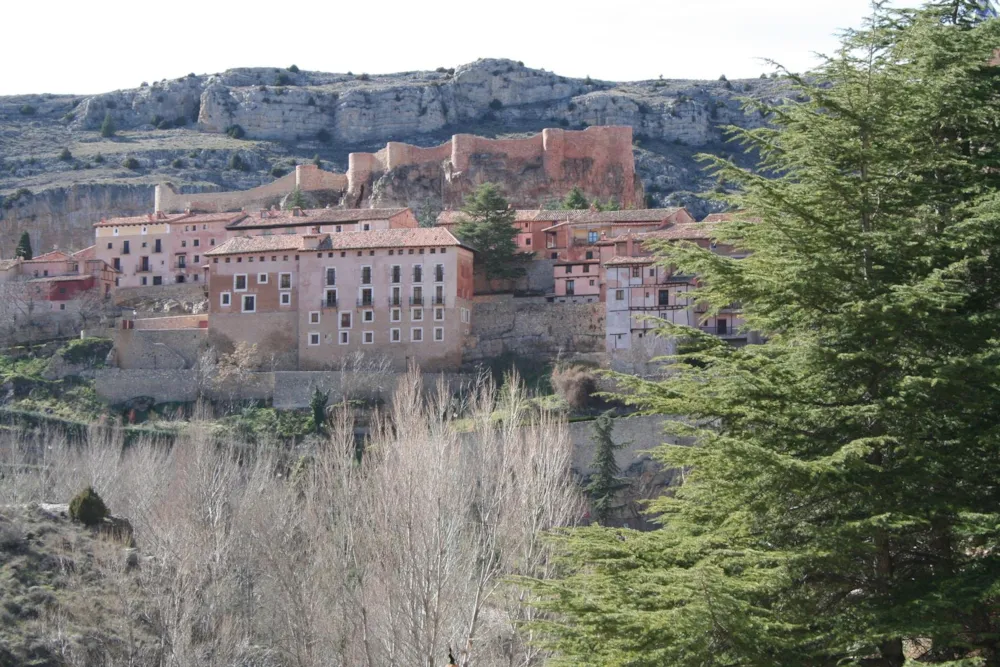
72;246;96;260
206;227;464;257
26;250;73;262
94;212;189;227
637;223;719;241
174;212;249;224
228;208;409;230
603;256;656;266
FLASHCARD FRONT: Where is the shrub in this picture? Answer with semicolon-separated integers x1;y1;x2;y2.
306;96;316;106
94;153;105;164
225;124;245;139
357;73;371;81
316;128;331;144
122;157;140;169
105;100;117;109
140;81;149;87
19;105;36;116
718;73;728;81
187;72;197;78
275;72;291;86
62;112;75;122
551;365;597;410
228;154;249;171
69;486;108;527
58;147;72;161
287;64;299;73
313;153;322;167
258;85;268;92
171;158;184;168
584;75;593;85
488;98;503;111
100;112;116;138
559;118;569;127
270;165;287;178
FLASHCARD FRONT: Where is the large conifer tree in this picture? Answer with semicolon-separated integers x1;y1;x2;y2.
530;3;1000;665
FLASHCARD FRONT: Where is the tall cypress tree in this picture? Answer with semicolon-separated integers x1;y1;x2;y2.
454;183;528;280
14;231;32;260
529;3;1000;665
586;411;625;525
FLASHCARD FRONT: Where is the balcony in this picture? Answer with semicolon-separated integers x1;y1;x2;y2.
321;298;339;309
410;296;424;306
356;298;374;308
432;295;445;306
388;296;402;307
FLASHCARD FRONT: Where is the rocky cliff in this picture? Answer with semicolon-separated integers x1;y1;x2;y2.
0;58;784;251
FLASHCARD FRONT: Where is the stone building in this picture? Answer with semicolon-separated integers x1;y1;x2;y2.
204;227;474;371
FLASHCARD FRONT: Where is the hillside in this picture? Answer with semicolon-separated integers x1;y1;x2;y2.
0;58;785;253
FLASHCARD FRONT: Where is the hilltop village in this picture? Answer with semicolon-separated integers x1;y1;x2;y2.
0;126;751;402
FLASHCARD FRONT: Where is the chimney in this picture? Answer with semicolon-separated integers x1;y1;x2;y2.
301;234;323;250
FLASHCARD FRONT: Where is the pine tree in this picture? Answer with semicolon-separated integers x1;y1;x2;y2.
99;112;116;138
562;186;590;210
529;3;1000;665
586;411;625;524
285;187;307;210
454;182;529;280
14;231;32;260
310;387;328;434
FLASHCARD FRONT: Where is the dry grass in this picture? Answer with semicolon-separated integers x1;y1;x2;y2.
551;364;598;410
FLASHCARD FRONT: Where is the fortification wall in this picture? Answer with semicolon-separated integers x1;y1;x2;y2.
112;328;208;370
133;315;206;330
113;283;207;307
154;166;346;214
465;295;605;364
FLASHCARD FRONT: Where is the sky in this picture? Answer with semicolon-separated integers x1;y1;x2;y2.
2;0;920;96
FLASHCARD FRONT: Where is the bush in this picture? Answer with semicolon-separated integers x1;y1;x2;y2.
357;73;371;81
19;105;36;116
171;158;184;168
122;157;139;170
270;165;287;178
228;154;249;171
62;111;75;122
100;112;116;138
69;486;108;527
488;98;503;111
93;153;105;164
275;72;291;86
58;147;72;161
225;124;245;139
287;64;299;73
61;337;113;366
551;365;597;410
316;128;331;143
313;153;322;167
306;96;316;106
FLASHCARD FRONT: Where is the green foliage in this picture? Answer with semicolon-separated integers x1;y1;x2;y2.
122;157;139;170
309;387;329;434
488;98;503;111
561;186;589;210
316;128;331;143
275;72;291;86
285;187;307;210
287;64;299;73
529;4;1000;665
19;104;36;116
270;165;287;178
93;153;105;164
99;112;115;138
454;183;529;281
58;147;72;161
218;406;313;443
68;487;108;527
356;73;371;81
225;124;245;139
60;338;112;367
227;154;248;172
15;231;32;260
170;158;184;169
312;153;322;168
585;412;625;524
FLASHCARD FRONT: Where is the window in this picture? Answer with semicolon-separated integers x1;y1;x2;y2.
280;292;291;306
434;285;444;305
585;250;594;260
152;276;162;286
107;242;112;249
434;307;444;321
309;311;320;324
588;231;599;243
339;331;349;345
434;327;444;341
360;287;373;307
122;240;130;255
411;327;423;342
566;280;575;296
210;238;216;246
391;308;401;322
391;265;401;283
194;239;200;247
412;308;423;321
340;312;352;329
525;237;531;246
363;310;374;323
154;239;162;253
335;225;342;233
717;319;728;335
658;290;669;306
181;240;187;248
234;274;247;291
60;304;66;311
324;289;337;308
242;294;256;312
550;252;558;260
413;265;423;283
308;332;320;346
141;242;148;248
361;266;372;284
434;264;444;282
194;255;200;264
279;273;292;289
565;265;572;274
362;222;371;231
221;292;232;307
325;267;336;286
113;227;119;236
412;285;423;305
363;331;374;344
649;268;655;277
583;264;590;273
632;267;641;278
390;286;402;306
113;258;121;271
616;289;625;301
141;277;147;286
390;328;401;343
257;273;268;284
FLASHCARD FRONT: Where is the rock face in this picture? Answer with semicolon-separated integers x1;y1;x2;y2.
1;58;785;251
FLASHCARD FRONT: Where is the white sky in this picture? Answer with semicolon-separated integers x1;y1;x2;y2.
3;0;916;96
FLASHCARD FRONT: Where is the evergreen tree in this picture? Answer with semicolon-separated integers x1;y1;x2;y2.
454;182;529;280
562;186;590;210
99;112;116;138
285;187;307;210
529;3;1000;665
14;231;32;260
310;387;329;434
586;411;625;524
